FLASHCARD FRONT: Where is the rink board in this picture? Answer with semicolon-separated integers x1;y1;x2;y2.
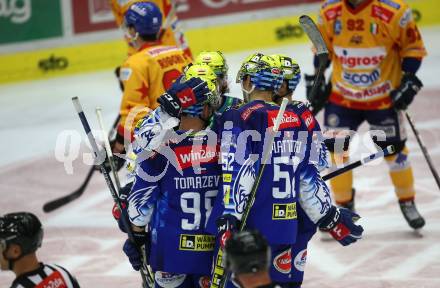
0;0;439;84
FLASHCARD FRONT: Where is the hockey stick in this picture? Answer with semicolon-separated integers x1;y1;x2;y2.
96;108;156;280
322;145;395;181
72;97;153;287
299;15;329;115
241;98;289;229
213;98;289;288
96;108;122;191
158;0;177;41
42;115;121;213
405;111;440;190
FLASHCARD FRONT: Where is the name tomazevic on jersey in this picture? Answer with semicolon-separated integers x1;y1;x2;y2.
174;175;220;190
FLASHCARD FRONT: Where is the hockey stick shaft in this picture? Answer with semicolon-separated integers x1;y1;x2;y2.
96;108;122;191
96;108;156;279
215;99;289;288
240;98;289;229
42;115;121;213
72;97;153;287
405;111;440;190
322;145;395;181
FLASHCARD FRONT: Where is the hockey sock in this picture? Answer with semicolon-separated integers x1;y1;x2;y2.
385;146;416;201
329;152;354;205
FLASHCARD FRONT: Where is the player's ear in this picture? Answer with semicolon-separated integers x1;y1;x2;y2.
6;243;22;258
202;104;213;120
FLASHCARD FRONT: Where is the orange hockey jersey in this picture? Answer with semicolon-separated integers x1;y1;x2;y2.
317;0;427;110
117;44;191;137
109;0;191;57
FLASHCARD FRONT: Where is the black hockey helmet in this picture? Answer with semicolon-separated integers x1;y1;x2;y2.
0;212;43;256
224;229;270;274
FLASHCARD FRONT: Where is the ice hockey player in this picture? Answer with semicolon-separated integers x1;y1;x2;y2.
0;212;80;288
110;0;191;57
112;1;191;157
110;0;192;91
111;51;237;222
224;230;271;288
307;0;427;229
207;54;364;288
128;50;239;160
121;64;222;288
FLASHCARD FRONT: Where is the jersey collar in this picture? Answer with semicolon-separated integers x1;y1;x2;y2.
345;0;374;15
138;40;162;52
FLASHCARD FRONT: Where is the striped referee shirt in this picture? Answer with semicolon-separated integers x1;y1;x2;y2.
10;263;80;288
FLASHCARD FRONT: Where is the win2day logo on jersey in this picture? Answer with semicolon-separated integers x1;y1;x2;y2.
268;111;300;130
174;145;219;170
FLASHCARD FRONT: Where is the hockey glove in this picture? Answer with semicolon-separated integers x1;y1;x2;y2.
112;182;133;232
157;75;212;118
122;230;150;271
216;214;240;249
318;206;364;246
305;74;332;114
390;73;423;110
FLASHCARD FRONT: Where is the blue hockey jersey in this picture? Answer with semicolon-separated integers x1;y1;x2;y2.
206;100;314;245
128;129;220;274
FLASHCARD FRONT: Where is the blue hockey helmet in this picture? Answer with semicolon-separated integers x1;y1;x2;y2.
123;2;163;38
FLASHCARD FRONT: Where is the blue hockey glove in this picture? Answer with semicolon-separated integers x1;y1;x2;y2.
216;214;240;248
122;230;149;271
157;75;211;118
318;206;364;246
391;73;423;110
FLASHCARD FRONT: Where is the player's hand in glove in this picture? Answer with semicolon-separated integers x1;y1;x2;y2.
94;133;126;173
390;73;423;110
112;182;133;232
157;75;212;118
305;74;332;115
318;206;364;246
216;214;240;248
122;230;149;271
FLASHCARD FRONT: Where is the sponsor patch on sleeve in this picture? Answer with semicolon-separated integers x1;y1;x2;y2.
120;67;132;81
371;5;395;23
324;5;342;21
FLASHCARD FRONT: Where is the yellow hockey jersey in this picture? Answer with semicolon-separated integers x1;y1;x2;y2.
117;43;191;137
317;0;427;110
109;0;191;57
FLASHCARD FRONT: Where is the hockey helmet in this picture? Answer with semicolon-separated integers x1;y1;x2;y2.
271;54;301;92
195;51;229;78
0;212;43;256
123;2;163;38
236;53;284;93
225;230;270;274
181;63;222;116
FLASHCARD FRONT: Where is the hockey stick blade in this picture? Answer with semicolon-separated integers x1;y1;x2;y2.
43;167;94;213
299;15;329;114
299;15;328;58
322;145;395;181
